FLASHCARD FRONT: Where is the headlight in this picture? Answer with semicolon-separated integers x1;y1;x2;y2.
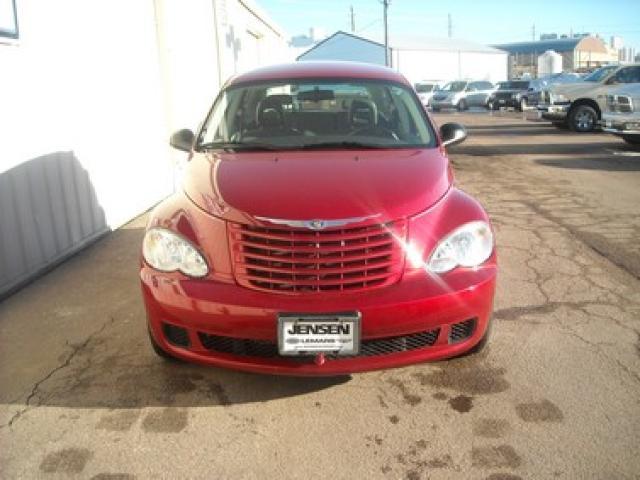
142;227;209;277
426;221;494;273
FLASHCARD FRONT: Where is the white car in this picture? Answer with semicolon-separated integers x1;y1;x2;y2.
414;81;442;107
601;83;640;146
538;64;640;132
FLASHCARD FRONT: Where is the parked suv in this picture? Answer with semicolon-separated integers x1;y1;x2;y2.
140;62;497;375
537;64;640;132
601;83;640;146
488;80;532;111
431;80;495;111
414;81;442;107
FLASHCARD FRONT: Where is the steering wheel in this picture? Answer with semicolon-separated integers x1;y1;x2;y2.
349;126;398;140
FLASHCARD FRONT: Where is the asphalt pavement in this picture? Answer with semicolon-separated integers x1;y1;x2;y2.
1;110;639;479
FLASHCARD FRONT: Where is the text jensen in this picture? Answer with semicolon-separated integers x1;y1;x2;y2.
288;324;351;335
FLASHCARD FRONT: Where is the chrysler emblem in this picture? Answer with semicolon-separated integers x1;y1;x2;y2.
306;220;326;230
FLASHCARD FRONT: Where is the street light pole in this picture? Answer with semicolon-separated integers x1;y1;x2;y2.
383;0;389;66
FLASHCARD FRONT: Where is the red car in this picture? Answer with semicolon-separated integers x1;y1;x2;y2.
140;61;496;375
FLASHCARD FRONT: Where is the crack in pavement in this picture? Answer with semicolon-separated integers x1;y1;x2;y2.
1;316;115;430
521;200;640;282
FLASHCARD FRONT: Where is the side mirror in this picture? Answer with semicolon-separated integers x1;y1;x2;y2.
170;129;195;152
440;122;467;147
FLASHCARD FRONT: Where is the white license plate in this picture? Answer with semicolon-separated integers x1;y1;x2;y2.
278;313;361;356
605;120;612;128
499;99;505;104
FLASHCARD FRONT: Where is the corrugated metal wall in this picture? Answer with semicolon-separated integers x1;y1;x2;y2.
0;152;108;299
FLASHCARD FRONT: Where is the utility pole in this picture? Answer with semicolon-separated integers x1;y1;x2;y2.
350;5;355;32
382;0;390;66
447;13;452;38
532;23;536;41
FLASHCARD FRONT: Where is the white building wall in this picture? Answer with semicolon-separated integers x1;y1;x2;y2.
298;34;386;65
0;0;287;298
393;49;508;84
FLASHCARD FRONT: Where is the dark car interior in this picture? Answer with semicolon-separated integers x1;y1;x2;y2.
204;81;432;147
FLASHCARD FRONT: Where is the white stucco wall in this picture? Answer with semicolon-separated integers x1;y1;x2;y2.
0;0;287;297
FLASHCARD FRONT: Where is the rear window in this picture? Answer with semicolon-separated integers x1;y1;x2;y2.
498;81;530;90
470;81;494;90
198;79;436;151
438;81;466;92
415;83;434;93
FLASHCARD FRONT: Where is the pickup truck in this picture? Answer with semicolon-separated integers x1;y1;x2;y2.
537;64;640;132
601;83;640;146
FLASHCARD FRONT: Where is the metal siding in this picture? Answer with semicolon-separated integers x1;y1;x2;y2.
0;152;109;299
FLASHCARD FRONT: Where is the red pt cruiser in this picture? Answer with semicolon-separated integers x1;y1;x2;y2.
140;61;497;375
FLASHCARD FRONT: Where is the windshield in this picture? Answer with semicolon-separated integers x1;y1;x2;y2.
198;79;435;150
438;81;466;92
498;81;529;90
415;83;434;93
583;66;617;82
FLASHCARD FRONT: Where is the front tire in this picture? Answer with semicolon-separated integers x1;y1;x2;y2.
568;104;598;132
457;99;467;111
432;106;440;112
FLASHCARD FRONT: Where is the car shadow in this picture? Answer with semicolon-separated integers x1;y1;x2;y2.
467;127;560;136
449;141;617;156
535;154;640;172
0;225;351;412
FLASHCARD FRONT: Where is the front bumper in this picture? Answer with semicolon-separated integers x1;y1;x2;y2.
601;112;640;135
491;96;518;108
141;263;497;376
538;103;569;121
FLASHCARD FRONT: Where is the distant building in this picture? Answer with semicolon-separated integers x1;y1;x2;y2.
289;27;328;59
297;31;508;83
494;36;619;78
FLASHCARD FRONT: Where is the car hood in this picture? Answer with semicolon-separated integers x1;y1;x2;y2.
183;148;452;225
549;82;598;98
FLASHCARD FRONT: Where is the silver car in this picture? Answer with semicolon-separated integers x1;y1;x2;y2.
431;80;496;111
601;83;640;146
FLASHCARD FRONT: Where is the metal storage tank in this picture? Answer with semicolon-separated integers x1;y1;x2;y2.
537;50;563;76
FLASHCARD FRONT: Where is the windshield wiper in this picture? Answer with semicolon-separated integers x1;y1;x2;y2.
198;142;282;152
298;141;383;150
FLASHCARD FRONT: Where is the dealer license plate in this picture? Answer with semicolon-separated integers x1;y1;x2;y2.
278;312;361;356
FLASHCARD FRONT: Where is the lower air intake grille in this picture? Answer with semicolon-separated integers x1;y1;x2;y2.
448;318;476;344
198;328;440;359
162;323;190;347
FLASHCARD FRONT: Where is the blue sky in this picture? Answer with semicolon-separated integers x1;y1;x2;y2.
260;0;640;50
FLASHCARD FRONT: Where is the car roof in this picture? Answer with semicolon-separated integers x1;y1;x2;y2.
227;61;411;87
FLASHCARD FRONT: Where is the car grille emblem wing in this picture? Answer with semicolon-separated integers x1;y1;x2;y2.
254;214;381;230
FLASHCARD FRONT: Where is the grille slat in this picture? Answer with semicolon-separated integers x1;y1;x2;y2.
448;318;476;344
198;328;440;359
229;220;406;294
